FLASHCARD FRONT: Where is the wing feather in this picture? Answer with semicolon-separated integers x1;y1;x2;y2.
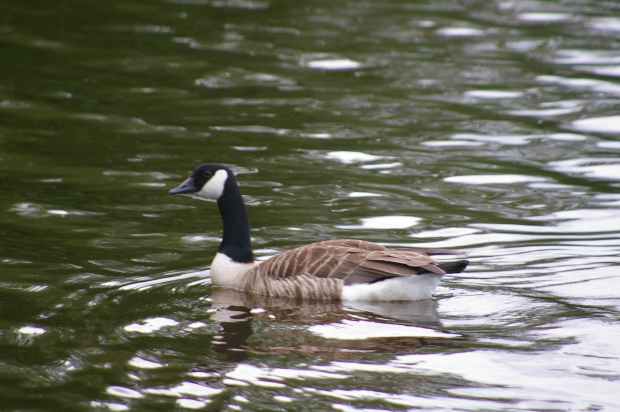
247;240;449;285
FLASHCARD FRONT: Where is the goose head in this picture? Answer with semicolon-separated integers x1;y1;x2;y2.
169;164;232;200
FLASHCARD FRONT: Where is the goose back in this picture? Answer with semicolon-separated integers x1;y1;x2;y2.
237;239;452;300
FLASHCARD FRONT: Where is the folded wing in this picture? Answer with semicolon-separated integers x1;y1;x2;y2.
248;239;453;286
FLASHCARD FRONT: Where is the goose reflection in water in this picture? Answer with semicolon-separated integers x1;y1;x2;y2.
208;289;458;360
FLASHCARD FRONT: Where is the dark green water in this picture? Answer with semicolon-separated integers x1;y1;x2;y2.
2;0;620;410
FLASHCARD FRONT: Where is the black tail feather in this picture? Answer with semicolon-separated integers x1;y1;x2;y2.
437;260;468;274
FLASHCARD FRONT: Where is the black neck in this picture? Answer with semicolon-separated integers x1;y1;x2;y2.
217;175;254;263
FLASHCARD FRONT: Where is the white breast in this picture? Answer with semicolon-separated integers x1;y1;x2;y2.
341;275;440;301
210;252;255;289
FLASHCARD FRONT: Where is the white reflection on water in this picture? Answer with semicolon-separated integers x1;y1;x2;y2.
90;401;128;411
422;139;484;147
464;90;524;99
144;381;222;398
538;75;620;96
224;364;347;388
449;133;531;146
587;17;620;33
549;158;620;180
10;202;102;218
472;208;620;234
128;356;165;370
337;215;420;230
570;115;620;134
412;227;480;238
435;27;484;37
598;141;620;149
325;151;384;164
408;232;541;249
360;161;402;170
106;386;143;399
17;325;46;336
550;49;620;65
507;100;584;118
176;398;206;409
347;191;383;198
578;66;620;77
538;265;620;303
309;319;458;340
517;12;572;23
445;174;546;185
123;317;179;334
305;58;362;71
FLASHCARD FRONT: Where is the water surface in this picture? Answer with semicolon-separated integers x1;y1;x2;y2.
2;0;620;410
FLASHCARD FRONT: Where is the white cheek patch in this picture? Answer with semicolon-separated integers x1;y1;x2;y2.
198;169;228;199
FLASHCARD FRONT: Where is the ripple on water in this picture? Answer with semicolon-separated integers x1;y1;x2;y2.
0;99;32;110
224;364;347;388
90;401;129;411
444;174;546;185
336;215;421;230
309;320;458;340
106;386;143;400
549;158;620;181
448;133;531;146
550;49;620;65
128;356;165;370
144;381;222;398
394;337;620;409
538;265;620;305
507;100;584;118
578;66;620;77
10;202;102;219
408;231;540;249
537;75;620;96
598;141;620;149
440;293;547;327
311;388;508;410
211;124;290;136
587;17;620;34
412;227;480;238
473;208;620;235
195;68;298;90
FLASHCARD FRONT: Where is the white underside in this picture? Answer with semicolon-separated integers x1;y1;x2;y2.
341;275;440;301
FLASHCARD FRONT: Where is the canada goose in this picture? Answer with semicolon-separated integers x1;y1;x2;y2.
169;164;468;301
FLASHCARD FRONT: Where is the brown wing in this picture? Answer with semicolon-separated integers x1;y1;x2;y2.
247;240;446;286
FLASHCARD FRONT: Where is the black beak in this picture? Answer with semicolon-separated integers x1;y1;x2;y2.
169;177;197;195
